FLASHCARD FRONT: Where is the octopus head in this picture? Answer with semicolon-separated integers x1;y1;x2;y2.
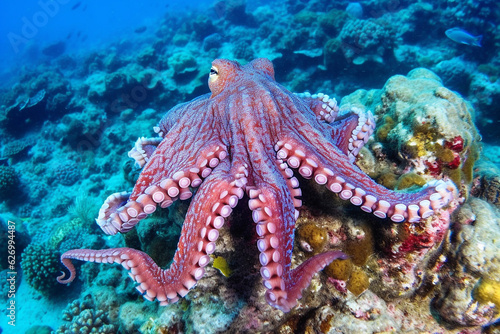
208;59;240;98
208;58;276;98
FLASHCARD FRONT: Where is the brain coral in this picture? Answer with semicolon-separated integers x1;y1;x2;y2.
21;244;60;295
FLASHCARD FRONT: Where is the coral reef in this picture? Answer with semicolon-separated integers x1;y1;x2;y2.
342;68;481;194
0;0;498;332
296;222;328;253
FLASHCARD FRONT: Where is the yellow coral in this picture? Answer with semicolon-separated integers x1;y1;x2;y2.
297;223;328;253
395;172;427;190
404;126;439;159
324;258;353;281
474;278;500;311
462;142;480;184
377;172;398;189
437;148;456;164
375;115;395;141
347;268;370;296
344;225;374;266
212;256;232;277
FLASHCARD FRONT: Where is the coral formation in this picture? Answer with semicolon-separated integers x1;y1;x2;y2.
395;172;427;190
21;244;60;295
339;18;394;65
296;222;328;253
0;165;19;199
474;278;500;311
1;137;35;160
56;295;117;334
342;68;481;194
52;161;81;186
324;258;353;281
432;198;500;327
471;160;500;208
346;267;370;296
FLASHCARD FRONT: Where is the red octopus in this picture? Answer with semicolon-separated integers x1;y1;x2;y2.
58;58;455;312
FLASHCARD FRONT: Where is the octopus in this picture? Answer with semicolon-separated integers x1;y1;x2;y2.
58;58;456;312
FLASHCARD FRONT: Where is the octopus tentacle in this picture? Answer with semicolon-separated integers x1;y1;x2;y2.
96;143;228;235
296;92;339;123
58;159;247;304
249;174;347;312
327;107;376;162
275;138;456;223
276;159;303;215
128;137;163;168
95;191;131;235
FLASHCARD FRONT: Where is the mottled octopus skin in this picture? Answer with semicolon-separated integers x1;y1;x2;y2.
58;58;456;312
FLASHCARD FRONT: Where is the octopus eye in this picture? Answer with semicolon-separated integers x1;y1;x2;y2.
210;67;218;76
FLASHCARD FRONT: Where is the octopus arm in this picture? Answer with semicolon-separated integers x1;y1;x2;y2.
326;108;376;162
275;135;456;223
249;158;347;312
296;92;339;123
96;106;229;236
59;159;247;304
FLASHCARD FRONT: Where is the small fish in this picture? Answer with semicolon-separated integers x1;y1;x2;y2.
445;27;482;47
71;1;81;10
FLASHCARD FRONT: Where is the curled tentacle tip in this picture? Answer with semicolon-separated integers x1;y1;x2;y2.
57;272;74;284
339;253;349;260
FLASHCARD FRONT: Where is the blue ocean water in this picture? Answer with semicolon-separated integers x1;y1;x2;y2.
0;0;210;81
0;0;499;333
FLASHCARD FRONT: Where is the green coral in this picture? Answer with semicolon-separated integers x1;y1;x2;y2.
21;244;60;295
377;171;398;189
294;10;316;26
319;9;348;36
375;115;395;142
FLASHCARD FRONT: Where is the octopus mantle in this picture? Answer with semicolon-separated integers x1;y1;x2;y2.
58;58;455;312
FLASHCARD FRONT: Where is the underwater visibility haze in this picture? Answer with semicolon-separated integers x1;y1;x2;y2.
0;0;499;333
